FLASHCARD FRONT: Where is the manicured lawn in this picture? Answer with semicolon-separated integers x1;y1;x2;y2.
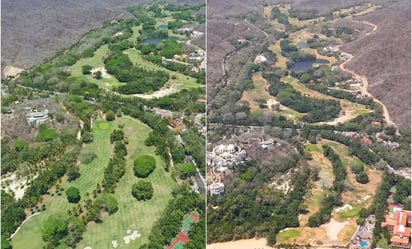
77;116;178;249
339;207;362;219
305;144;322;153
69;45;124;90
277;229;301;242
124;48;202;90
11;119;116;249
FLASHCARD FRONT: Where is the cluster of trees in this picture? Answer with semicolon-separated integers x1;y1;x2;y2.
306;83;374;106
371;142;411;169
318;131;380;165
181;128;205;175
133;155;156;178
263;72;341;122
66;187;81;203
371;172;411;247
99;95;187;172
102;133;127;193
104;51;170;94
289;8;320;20
1;151;78;238
36;125;58;142
145;120;185;171
307;145;345;227
150;88;205;113
132;181;154;201
207;152;310;246
350;162;369;184
320;26;356;42
271;6;289;25
140;185;205;249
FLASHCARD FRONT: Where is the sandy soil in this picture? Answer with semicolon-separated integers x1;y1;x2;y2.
123;230;141;244
321;218;349;241
207;238;273;249
0;173;37;200
3;65;25;78
90;66;112;78
132;86;179;99
111;240;118;248
338;21;394;127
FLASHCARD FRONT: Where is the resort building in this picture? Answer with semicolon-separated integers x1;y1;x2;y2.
381;205;412;248
209;181;224;195
254;54;268;64
26;110;49;125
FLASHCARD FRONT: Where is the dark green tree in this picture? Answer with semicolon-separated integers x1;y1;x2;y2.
132;181;154;201
66;187;81;203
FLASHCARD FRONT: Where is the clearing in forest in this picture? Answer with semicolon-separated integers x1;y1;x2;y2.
240;73;303;120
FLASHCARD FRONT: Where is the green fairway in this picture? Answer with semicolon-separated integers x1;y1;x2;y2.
277;229;301;242
11;120;116;249
305;144;322;153
77;116;178;249
124;48;202;89
339;207;362;219
69;45;124;90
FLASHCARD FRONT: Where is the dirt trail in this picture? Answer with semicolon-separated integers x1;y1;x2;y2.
339;20;394;127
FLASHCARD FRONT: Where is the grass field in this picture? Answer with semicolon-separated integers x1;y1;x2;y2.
69;45;124;90
338;207;361;219
123;48;202;90
11;119;116;249
277;229;301;242
77;116;178;249
240;73;302;120
300;145;334;225
269;43;288;69
12;116;178;249
305;144;322;153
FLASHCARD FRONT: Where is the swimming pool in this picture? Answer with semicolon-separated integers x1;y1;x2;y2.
360;240;368;248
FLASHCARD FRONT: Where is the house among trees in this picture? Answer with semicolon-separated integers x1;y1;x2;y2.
26;109;49;125
381;205;411;248
169;119;186;132
209;181;224;195
254;54;268;64
153;108;173;119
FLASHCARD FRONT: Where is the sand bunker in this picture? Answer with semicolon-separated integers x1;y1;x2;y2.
84;247;92;249
3;65;24;78
123;230;141;244
321;218;349;241
112;240;118;248
1;173;38;200
335;204;353;212
207;238;273;249
133;86;179;99
91;67;112;79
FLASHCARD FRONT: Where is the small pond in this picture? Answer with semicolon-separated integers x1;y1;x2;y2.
158;24;168;30
142;38;163;45
142;36;181;45
297;42;309;49
289;59;329;72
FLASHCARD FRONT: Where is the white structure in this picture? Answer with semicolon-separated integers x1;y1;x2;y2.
254;54;268;64
208;144;247;169
209;182;225;195
26;110;48;124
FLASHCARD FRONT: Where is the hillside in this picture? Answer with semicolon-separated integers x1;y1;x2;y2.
340;0;411;129
1;0;203;75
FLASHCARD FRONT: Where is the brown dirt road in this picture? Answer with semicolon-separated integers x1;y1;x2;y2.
339;20;395;127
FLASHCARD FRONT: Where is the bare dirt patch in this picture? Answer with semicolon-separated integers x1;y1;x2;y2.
207;238;272;249
2;65;25;78
90;67;112;79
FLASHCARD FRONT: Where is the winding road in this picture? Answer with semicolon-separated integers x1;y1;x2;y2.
338;20;395;127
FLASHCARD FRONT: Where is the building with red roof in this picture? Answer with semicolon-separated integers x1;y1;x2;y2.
381;206;411;248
